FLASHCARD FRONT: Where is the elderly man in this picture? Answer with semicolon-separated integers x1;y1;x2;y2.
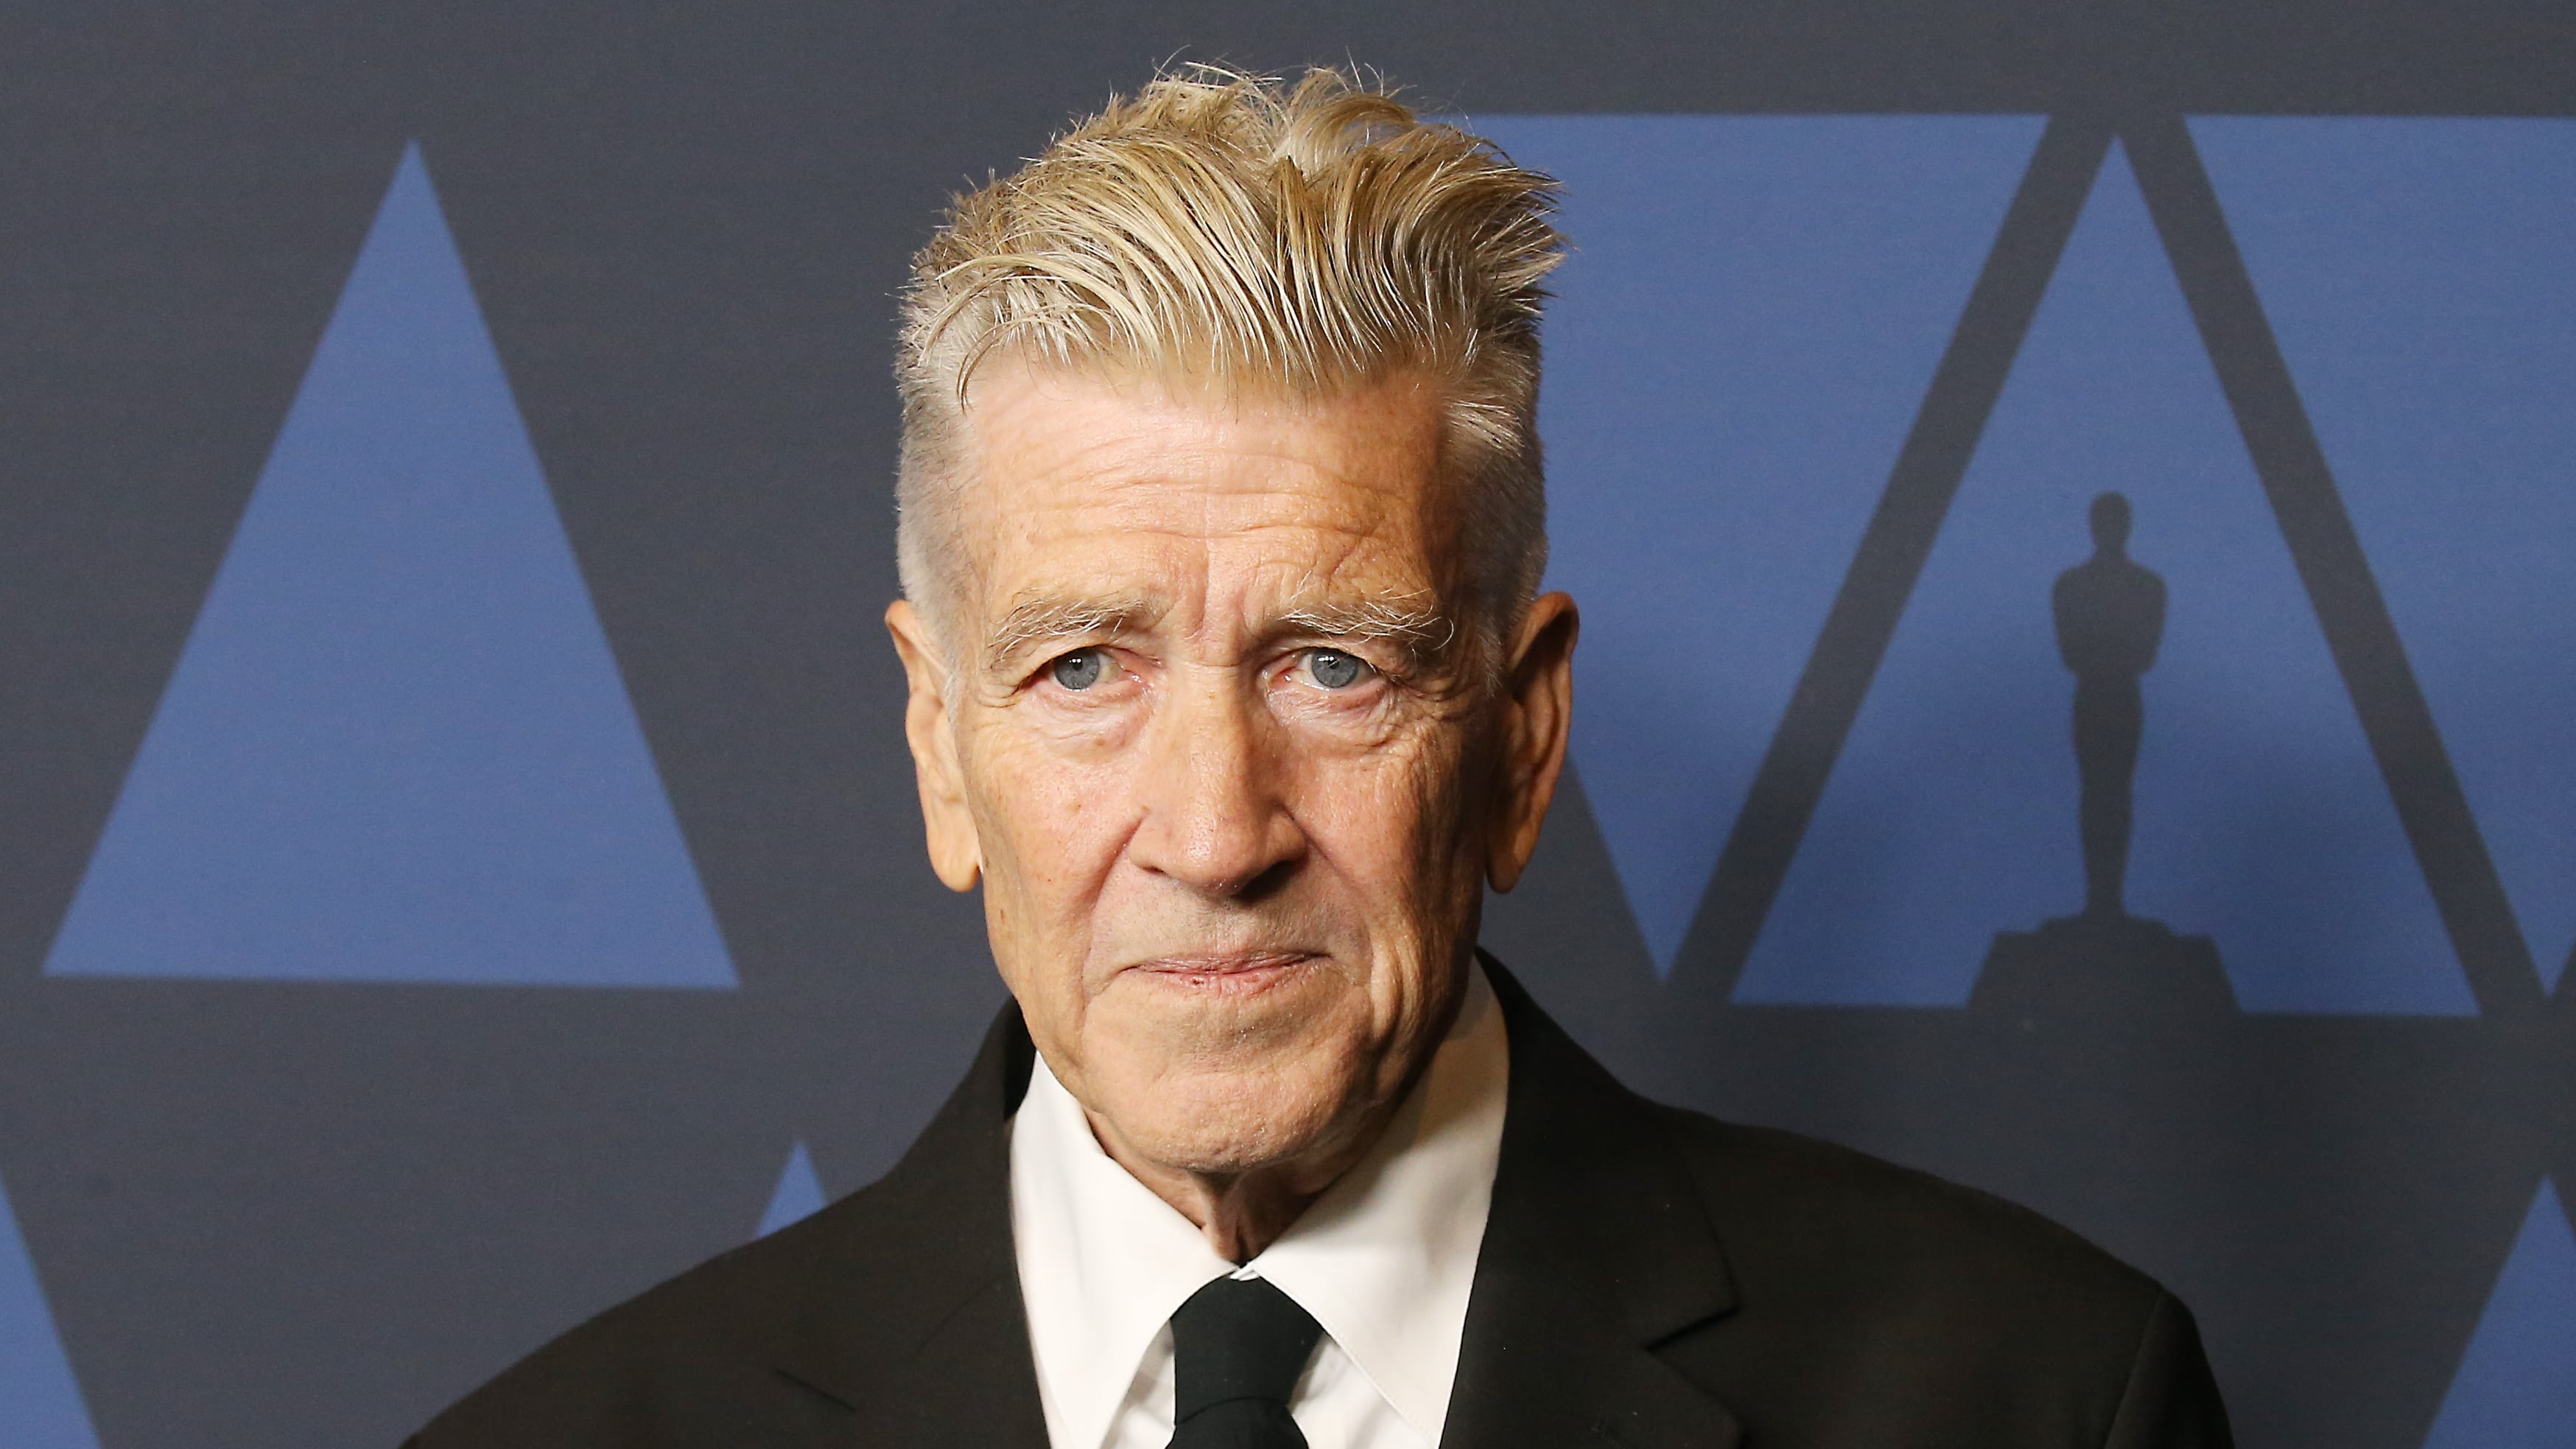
411;68;2231;1448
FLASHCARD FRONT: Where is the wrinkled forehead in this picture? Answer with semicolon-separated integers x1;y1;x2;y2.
948;359;1470;634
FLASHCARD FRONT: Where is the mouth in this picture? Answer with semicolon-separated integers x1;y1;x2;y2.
1127;951;1322;994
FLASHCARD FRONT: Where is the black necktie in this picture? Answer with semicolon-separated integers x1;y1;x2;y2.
1167;1274;1325;1448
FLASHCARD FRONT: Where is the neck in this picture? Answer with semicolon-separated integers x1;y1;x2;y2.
1081;1098;1403;1261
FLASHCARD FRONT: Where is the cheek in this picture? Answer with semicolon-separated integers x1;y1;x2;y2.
1295;739;1466;910
965;727;1133;911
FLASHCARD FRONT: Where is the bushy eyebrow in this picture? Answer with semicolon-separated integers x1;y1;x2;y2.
982;592;1164;674
1277;596;1459;671
979;589;1460;676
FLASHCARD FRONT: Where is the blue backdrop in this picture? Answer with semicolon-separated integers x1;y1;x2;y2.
0;7;2567;1445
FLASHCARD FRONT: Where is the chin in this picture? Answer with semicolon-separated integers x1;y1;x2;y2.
1106;1052;1362;1178
1046;948;1417;1175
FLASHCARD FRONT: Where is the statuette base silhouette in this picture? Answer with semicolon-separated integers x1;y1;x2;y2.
1973;913;2236;1020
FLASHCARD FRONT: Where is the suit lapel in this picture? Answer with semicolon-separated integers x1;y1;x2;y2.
1444;961;1744;1449
771;1003;1053;1447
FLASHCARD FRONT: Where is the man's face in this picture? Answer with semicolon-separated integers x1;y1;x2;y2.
887;361;1573;1185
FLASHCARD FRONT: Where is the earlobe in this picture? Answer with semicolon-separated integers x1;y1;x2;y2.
1486;592;1579;894
885;600;984;893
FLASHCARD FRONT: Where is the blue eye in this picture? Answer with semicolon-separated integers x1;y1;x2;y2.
1305;650;1366;690
1051;650;1107;690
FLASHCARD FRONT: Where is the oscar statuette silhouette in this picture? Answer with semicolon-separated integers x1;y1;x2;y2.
1973;493;2235;1017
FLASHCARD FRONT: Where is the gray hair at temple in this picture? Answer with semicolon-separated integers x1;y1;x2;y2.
892;64;1565;662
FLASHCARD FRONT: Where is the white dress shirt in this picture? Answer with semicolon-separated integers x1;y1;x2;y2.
1009;962;1509;1449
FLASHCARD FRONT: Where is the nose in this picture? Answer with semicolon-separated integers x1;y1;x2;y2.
1127;666;1307;899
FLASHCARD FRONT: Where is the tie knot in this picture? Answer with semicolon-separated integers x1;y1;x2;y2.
1170;1274;1325;1422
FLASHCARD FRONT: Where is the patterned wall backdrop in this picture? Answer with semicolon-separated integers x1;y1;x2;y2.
0;4;2567;1445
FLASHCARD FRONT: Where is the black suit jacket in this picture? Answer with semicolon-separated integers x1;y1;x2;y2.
411;962;2233;1447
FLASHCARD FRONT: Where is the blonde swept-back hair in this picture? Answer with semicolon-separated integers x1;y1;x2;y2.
894;64;1565;656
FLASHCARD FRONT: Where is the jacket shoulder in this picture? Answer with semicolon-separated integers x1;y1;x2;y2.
1663;1104;2162;1316
407;1003;1042;1448
407;1175;906;1448
1649;1104;2209;1443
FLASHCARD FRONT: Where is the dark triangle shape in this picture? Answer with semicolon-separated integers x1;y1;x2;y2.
1473;115;2040;975
2422;1178;2576;1447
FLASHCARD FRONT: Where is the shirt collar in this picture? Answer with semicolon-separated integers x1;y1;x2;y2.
1009;961;1509;1449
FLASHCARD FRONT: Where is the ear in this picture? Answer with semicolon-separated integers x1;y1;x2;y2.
885;600;983;891
1485;591;1578;893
